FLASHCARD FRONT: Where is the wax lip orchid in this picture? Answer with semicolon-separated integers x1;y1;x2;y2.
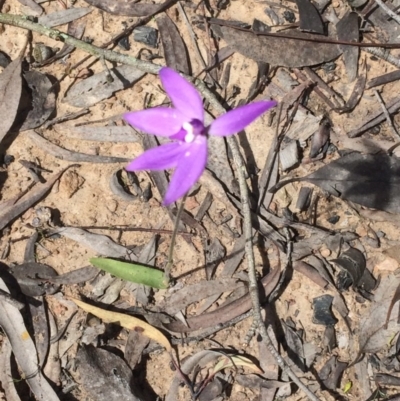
124;67;277;206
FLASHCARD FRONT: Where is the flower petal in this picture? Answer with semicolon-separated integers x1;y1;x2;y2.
163;136;207;205
208;100;277;137
124;107;186;137
160;67;204;122
126;142;184;171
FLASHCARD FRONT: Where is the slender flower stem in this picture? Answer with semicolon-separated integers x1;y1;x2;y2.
165;194;187;283
0;13;320;401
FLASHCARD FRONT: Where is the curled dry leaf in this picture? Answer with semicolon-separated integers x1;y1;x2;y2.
0;58;22;145
20;71;56;131
71;298;172;352
358;274;400;354
0;277;61;401
76;345;142;401
63;65;145;108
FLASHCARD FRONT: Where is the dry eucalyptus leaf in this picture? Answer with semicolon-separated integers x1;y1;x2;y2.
47;227;132;259
218;25;341;67
358;274;400;354
20;71;56;130
271;153;400;214
38;7;91;27
336;12;359;82
156;14;190;74
0;57;22;144
76;345;142;401
17;0;43;15
0;278;61;401
63;65;145;107
84;0;161;16
296;0;324;34
10;262;59;296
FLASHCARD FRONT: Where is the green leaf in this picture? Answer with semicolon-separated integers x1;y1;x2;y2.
90;257;168;289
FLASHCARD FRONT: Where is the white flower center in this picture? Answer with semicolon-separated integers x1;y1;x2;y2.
183;122;195;143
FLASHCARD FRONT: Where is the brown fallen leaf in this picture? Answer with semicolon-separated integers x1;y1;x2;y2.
20;71;56;130
63;65;145;108
217;25;341;67
26;130;131;163
336;12;359;82
0;57;22;145
71;298;172;352
296;0;324;34
156;14;190;74
358;274;400;354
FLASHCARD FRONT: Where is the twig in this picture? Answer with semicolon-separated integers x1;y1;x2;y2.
364;47;400;68
165;194;187;283
374;0;400;25
0;13;321;401
373;89;400;138
177;1;207;70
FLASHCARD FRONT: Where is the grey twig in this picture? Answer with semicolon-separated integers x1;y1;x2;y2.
373;89;400;138
364;47;400;68
374;0;400;25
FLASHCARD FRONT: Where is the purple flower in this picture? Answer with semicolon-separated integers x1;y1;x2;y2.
124;67;277;206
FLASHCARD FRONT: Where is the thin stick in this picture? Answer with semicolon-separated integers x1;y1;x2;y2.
373;89;400;138
177;1;207;70
374;0;400;25
165;194;187;283
364;47;400;68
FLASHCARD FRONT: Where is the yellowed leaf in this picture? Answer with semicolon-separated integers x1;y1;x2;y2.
71;298;171;352
343;380;352;393
213;355;263;374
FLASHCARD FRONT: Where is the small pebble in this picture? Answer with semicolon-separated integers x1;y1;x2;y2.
283;10;296;23
320;247;331;258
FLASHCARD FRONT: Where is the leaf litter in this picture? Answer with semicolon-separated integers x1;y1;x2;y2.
3;0;400;399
